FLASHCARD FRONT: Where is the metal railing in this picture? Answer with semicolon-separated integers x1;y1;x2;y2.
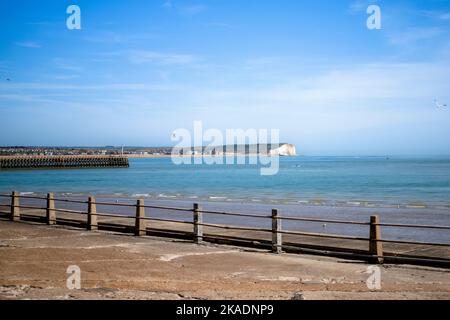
0;191;449;267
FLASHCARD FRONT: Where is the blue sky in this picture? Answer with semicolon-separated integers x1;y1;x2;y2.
0;0;450;155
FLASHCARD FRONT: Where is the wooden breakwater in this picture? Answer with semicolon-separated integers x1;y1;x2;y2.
0;191;449;268
0;155;129;169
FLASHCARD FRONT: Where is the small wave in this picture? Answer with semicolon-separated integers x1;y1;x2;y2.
132;193;151;198
158;194;177;198
19;192;35;195
406;204;427;209
209;196;227;200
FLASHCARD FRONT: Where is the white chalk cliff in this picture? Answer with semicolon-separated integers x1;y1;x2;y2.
269;144;297;156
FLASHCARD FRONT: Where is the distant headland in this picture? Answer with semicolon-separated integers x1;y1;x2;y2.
0;144;297;158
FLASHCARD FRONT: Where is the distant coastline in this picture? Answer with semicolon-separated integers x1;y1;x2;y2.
0;143;297;157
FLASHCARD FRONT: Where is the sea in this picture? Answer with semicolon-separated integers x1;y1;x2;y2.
1;156;449;242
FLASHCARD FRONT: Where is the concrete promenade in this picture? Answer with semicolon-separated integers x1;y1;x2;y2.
0;220;449;300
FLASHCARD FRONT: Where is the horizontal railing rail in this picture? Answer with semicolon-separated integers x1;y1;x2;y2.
198;222;272;233
141;204;193;212
376;222;450;230
1;190;449;267
51;208;87;215
279;229;370;241
278;215;370;225
144;217;193;225
53;198;89;205
378;238;450;247
201;209;272;219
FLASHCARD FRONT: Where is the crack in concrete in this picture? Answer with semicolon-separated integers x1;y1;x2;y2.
159;250;239;262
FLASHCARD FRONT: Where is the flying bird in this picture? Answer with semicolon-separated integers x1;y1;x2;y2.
435;99;447;108
6;78;10;81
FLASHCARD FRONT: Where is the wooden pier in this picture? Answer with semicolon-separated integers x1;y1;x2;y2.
0;155;129;169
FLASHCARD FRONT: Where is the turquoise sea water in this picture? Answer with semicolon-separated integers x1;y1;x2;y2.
1;156;450;242
1;156;450;208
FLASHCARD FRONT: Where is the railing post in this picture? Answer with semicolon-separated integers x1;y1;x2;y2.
272;209;282;254
10;191;20;221
135;199;146;236
369;215;384;264
87;196;98;230
193;203;203;244
46;193;56;225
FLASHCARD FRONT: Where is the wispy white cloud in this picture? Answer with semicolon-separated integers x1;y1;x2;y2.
244;57;284;70
15;41;41;48
52;59;84;72
44;74;80;81
162;1;207;16
0;92;153;106
177;4;207;16
128;50;198;65
196;62;450;106
0;82;179;92
83;32;124;44
347;0;379;14
83;31;159;44
388;27;444;46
